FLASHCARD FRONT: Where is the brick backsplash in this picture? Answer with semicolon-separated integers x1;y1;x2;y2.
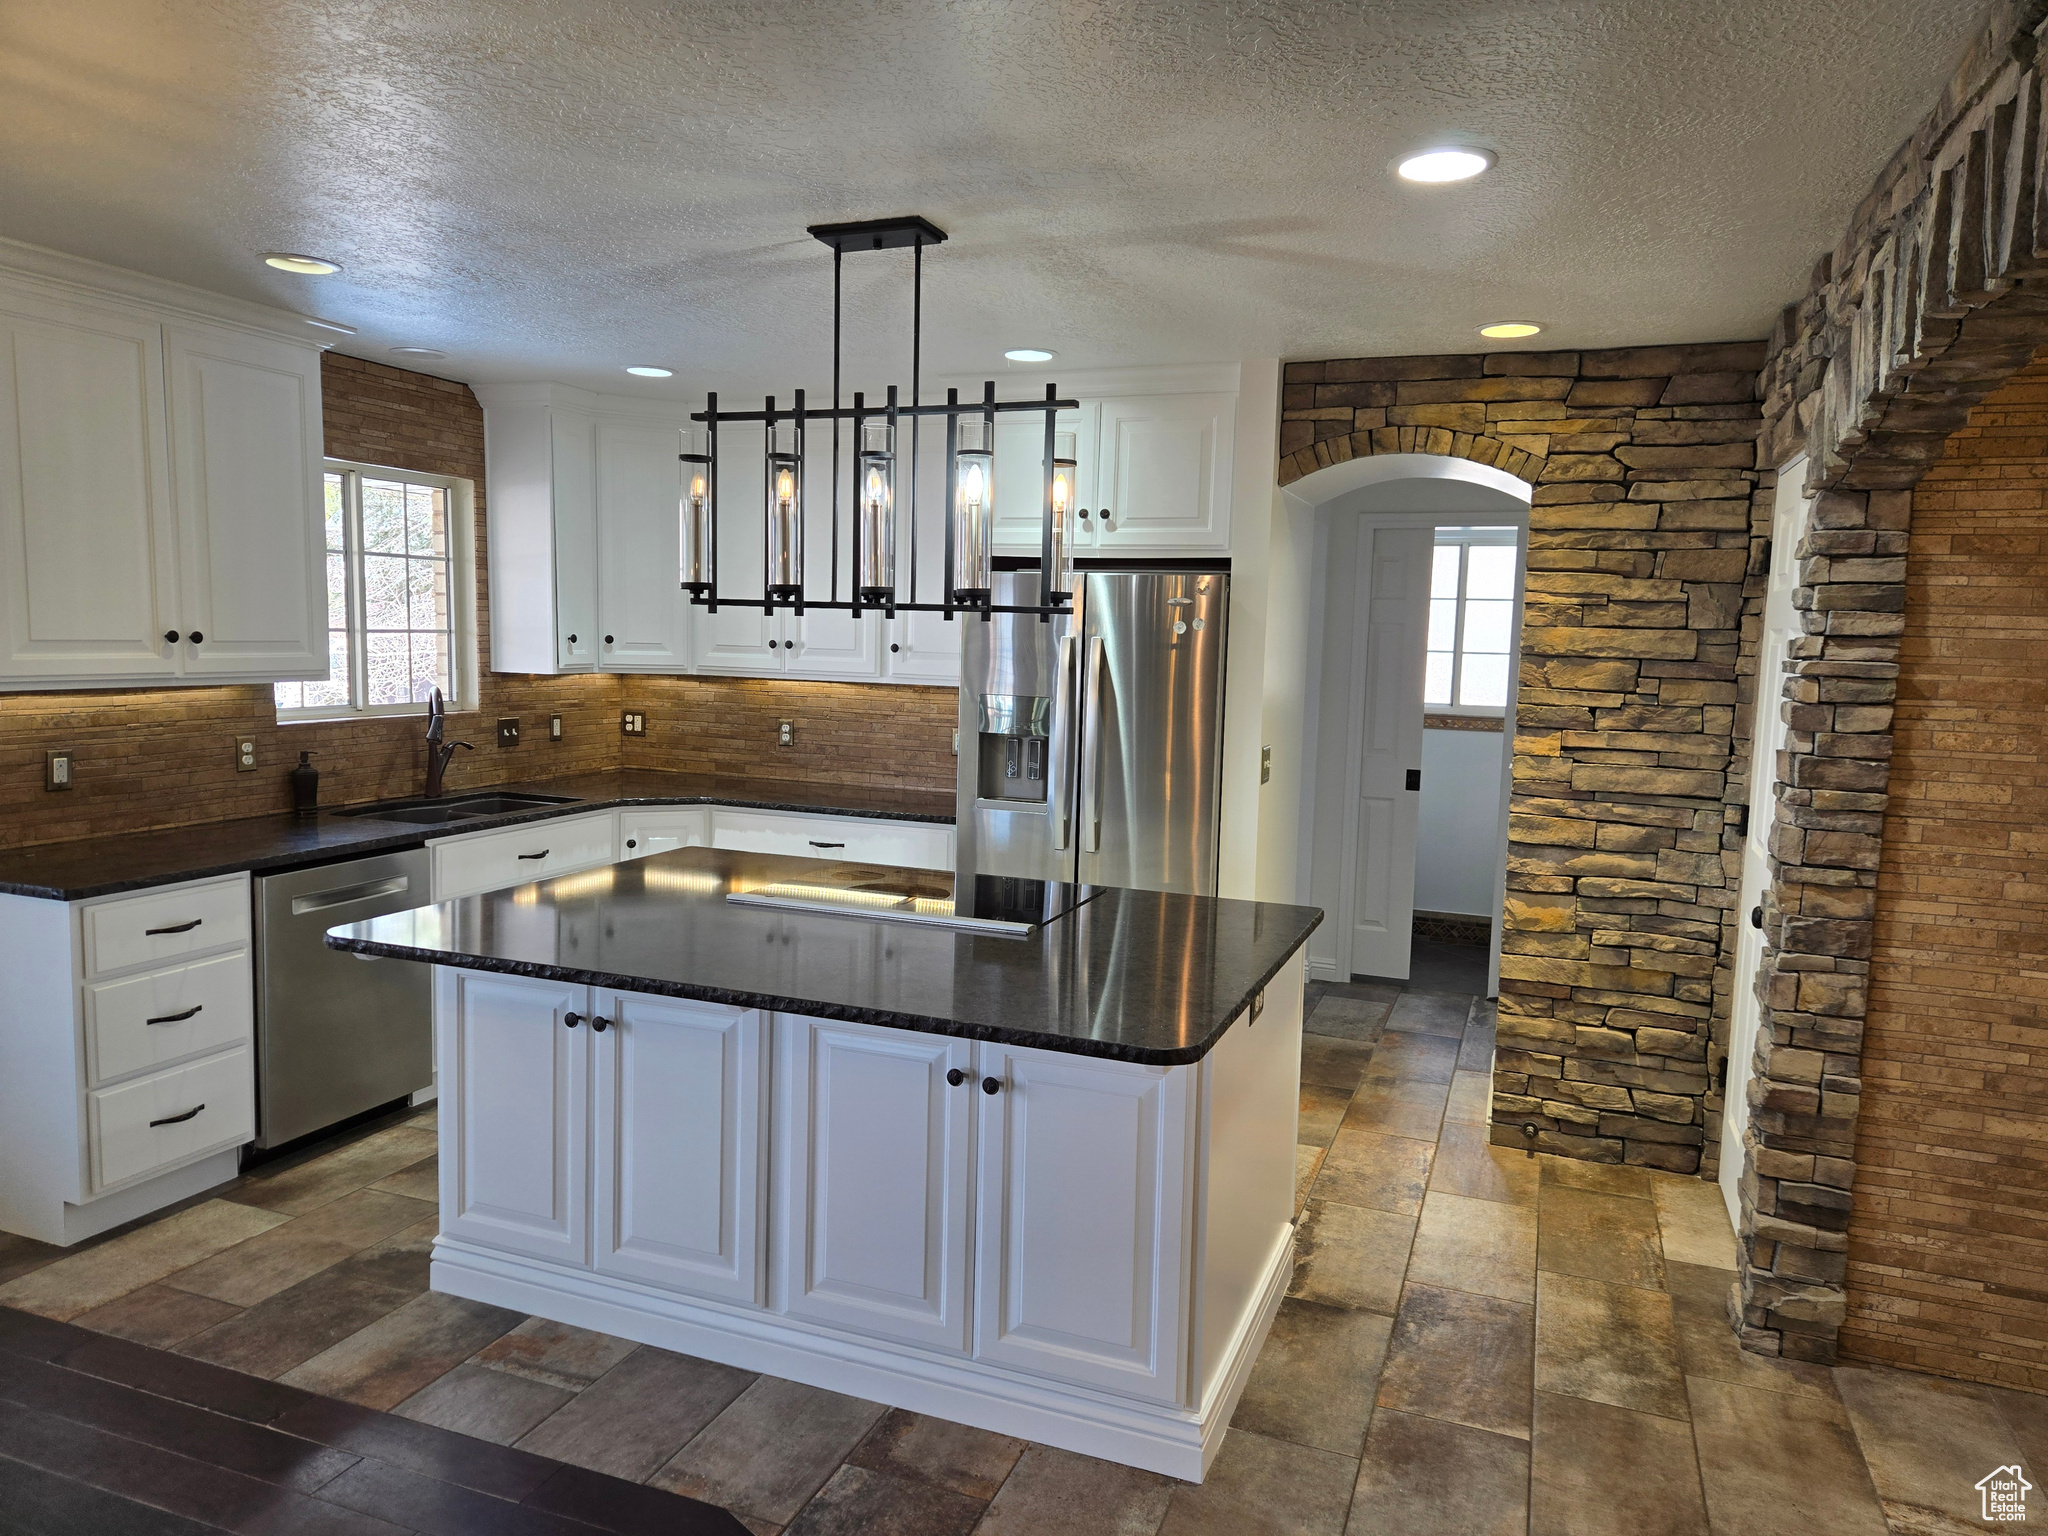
0;353;956;852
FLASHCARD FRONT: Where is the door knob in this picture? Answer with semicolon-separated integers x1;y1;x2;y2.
981;1076;1002;1095
946;1068;967;1087
564;1012;583;1029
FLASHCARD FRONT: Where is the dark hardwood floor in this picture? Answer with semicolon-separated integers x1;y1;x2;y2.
0;1305;746;1536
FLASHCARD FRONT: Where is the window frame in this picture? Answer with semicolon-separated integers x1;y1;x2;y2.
275;458;478;723
1425;524;1519;718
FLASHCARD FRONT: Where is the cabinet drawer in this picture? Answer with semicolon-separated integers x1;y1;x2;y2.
432;811;617;900
88;1046;254;1193
85;949;253;1087
618;808;711;861
83;876;250;978
711;810;953;872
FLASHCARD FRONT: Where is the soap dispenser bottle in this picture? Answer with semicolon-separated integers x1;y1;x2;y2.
289;751;319;817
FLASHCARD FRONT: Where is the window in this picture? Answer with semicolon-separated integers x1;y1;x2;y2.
275;461;474;719
1425;526;1518;711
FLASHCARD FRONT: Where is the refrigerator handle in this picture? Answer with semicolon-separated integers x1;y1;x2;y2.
1050;634;1077;851
1081;635;1106;854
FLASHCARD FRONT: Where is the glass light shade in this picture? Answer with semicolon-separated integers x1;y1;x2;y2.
952;414;995;599
857;419;895;599
1049;430;1078;597
765;421;803;596
679;429;711;592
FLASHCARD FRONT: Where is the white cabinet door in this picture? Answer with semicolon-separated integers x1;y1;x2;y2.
439;969;590;1267
973;1042;1192;1404
596;421;687;671
163;324;326;679
690;422;783;673
430;811;618;901
0;289;178;682
788;605;878;678
551;410;601;671
776;1014;974;1353
883;465;963;682
594;994;764;1304
1092;393;1234;554
993;404;1096;553
617;807;711;861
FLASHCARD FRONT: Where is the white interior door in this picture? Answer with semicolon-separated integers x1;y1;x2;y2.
1720;462;1807;1225
1345;525;1431;979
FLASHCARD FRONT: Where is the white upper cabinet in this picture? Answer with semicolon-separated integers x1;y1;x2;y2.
479;384;688;676
1092;392;1234;554
0;260;328;691
163;325;325;679
993;404;1096;554
0;290;177;682
596;420;687;671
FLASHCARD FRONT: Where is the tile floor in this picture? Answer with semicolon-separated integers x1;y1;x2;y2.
2;956;2043;1534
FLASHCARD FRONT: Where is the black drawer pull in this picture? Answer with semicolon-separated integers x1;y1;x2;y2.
809;841;845;849
564;1012;583;1029
946;1068;967;1087
150;1104;205;1127
145;918;203;936
146;1005;203;1025
590;1015;611;1033
981;1076;1002;1095
517;850;550;861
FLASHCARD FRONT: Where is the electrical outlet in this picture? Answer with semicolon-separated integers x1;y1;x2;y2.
1261;745;1272;784
45;750;73;791
778;719;795;748
621;711;647;737
497;717;521;748
549;713;563;742
235;738;257;773
952;728;959;755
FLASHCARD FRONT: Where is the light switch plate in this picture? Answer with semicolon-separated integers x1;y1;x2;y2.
45;750;73;791
1260;745;1272;784
621;711;647;737
497;718;520;748
235;738;257;773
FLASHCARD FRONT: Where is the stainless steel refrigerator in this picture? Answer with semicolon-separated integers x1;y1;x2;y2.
957;568;1228;895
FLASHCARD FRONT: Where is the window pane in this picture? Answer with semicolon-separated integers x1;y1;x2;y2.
1430;544;1461;600
325;553;349;629
302;631;350;709
361;479;407;554
324;473;346;550
411;632;449;703
1460;652;1510;707
1462;598;1515;653
405;484;442;556
1428;598;1457;650
274;679;301;710
365;632;411;706
363;554;408;629
1465;542;1518;600
1424;651;1453;705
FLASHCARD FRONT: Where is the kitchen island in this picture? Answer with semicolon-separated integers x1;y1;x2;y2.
327;846;1321;1481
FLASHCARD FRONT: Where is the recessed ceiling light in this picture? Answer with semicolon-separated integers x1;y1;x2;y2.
1004;348;1056;363
1396;148;1495;184
625;365;674;378
391;347;446;359
1479;323;1542;339
263;253;342;275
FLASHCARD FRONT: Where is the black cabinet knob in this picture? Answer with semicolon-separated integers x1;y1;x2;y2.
981;1076;1002;1095
1750;906;1763;930
163;630;179;644
567;633;578;644
783;639;795;649
591;1015;611;1033
1078;508;1090;520
564;1012;583;1029
605;635;614;645
946;1068;967;1087
187;631;203;644
890;643;900;653
626;839;637;849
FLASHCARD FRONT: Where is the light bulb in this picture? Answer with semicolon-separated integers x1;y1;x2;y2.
776;467;795;510
1052;469;1072;514
963;463;986;509
690;473;707;505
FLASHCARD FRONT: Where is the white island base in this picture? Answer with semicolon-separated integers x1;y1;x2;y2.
427;952;1304;1482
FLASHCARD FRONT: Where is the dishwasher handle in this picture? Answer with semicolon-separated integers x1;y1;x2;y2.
290;875;412;917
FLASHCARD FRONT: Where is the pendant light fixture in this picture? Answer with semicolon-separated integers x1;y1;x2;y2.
680;216;1075;621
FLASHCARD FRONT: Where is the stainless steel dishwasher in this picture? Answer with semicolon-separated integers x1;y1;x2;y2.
253;848;434;1149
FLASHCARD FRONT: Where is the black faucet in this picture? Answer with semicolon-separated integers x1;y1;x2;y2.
423;688;473;798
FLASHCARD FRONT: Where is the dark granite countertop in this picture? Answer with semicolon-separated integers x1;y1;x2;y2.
326;846;1323;1065
0;771;955;902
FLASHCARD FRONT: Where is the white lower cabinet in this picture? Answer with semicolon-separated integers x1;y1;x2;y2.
710;808;953;871
616;807;712;861
438;969;589;1267
594;993;764;1304
429;811;618;900
972;1042;1191;1403
775;1016;974;1353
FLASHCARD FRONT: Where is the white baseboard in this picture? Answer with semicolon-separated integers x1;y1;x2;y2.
432;1229;1295;1483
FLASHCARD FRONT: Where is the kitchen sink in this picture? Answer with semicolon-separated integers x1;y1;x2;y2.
338;792;580;824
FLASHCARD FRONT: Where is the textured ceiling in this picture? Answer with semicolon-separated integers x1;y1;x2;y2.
0;0;1991;399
